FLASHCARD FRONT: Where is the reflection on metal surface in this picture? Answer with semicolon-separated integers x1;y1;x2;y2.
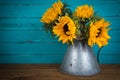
60;41;100;76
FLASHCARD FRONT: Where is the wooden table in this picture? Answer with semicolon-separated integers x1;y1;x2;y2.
0;64;120;80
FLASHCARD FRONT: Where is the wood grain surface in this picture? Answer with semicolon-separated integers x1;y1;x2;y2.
0;64;120;80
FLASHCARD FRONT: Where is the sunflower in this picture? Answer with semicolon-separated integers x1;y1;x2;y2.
74;4;94;19
41;0;63;24
88;19;110;47
53;16;76;44
52;0;63;14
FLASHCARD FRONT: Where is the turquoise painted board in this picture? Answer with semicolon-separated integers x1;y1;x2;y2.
0;0;120;64
0;43;119;55
0;55;120;64
0;17;119;30
0;30;119;42
0;2;119;17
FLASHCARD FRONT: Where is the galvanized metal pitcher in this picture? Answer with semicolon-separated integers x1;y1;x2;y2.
60;41;100;76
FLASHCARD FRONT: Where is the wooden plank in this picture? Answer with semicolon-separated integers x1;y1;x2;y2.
0;42;120;54
0;0;119;4
0;30;52;43
0;17;119;30
98;54;120;64
105;17;120;29
0;42;67;54
71;4;120;17
0;0;58;4
0;64;120;80
0;55;64;64
0;42;120;55
0;30;118;42
0;5;47;17
0;17;42;31
0;3;119;17
69;0;120;4
0;64;60;69
0;54;120;64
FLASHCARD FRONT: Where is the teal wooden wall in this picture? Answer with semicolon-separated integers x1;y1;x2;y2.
0;0;120;64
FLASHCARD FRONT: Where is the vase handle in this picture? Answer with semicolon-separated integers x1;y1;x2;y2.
97;46;104;63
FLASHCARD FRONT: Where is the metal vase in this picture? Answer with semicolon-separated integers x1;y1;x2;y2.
60;41;100;76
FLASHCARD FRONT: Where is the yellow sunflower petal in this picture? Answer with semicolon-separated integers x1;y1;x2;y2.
74;4;94;18
62;37;69;44
59;35;66;41
88;19;110;47
41;0;63;24
53;16;76;44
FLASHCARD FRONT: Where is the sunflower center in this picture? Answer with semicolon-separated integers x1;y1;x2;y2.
96;28;102;37
63;23;70;36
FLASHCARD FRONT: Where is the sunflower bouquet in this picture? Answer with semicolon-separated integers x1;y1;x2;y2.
40;0;110;48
